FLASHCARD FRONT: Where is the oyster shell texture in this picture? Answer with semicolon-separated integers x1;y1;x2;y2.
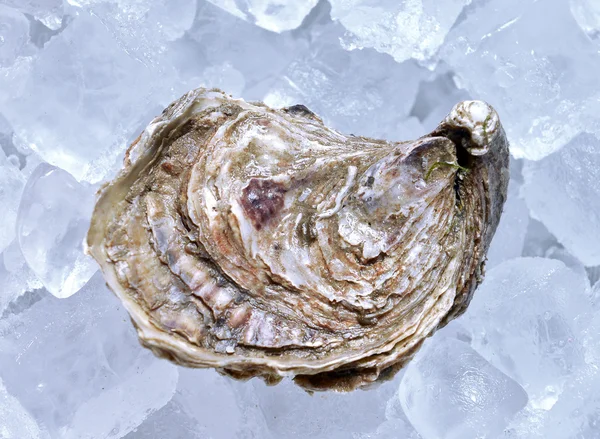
87;88;509;392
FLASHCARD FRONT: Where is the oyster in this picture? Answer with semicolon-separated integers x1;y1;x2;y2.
86;88;509;391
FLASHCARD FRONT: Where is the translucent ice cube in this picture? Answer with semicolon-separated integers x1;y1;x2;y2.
263;3;430;140
440;0;600;160
0;146;26;255
122;399;205;439
2;12;160;183
17;164;98;298
0;239;43;314
522;133;600;266
540;369;600;439
72;0;198;65
0;377;42;439
206;0;318;32
2;0;63;30
570;0;600;43
247;376;397;438
399;337;528;439
60;360;178;439
0;274;178;437
463;257;591;407
329;0;471;63
0;5;31;68
172;369;243;439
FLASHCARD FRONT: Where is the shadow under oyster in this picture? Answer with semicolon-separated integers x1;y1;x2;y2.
86;88;509;392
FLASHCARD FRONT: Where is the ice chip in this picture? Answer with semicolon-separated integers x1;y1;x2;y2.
0;6;30;68
2;0;63;30
244;376;397;438
399;337;528;439
544;246;589;284
122;399;206;439
0;378;42;439
581;308;600;365
0;239;43;315
329;0;471;63
540;369;600;439
168;369;243;439
60;360;178;439
440;0;600;160
206;0;318;32
263;6;429;140
522;133;600;266
0;274;178;437
503;405;548;439
71;0;198;64
2;12;159;183
17;164;98;298
570;0;600;43
0;146;26;255
463;257;591;407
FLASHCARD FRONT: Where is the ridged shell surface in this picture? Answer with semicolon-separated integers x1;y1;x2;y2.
86;88;509;391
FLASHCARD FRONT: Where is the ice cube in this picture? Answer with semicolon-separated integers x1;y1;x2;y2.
189;0;311;101
0;377;42;439
2;12;161;183
0;5;31;68
17;164;98;298
206;0;318;32
247;376;397;438
123;399;205;439
0;273;178;437
71;0;197;65
522;133;600;266
169;368;243;439
0;239;43;315
60;360;178;439
2;0;63;30
263;3;430;140
440;0;600;160
0;146;26;255
544;246;589;285
226;378;274;438
570;0;600;43
399;337;528;439
329;0;471;64
463;257;591;407
359;384;421;439
502;405;547;439
354;418;422;439
539;368;600;439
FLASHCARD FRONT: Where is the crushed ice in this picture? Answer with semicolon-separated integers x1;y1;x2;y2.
1;0;599;438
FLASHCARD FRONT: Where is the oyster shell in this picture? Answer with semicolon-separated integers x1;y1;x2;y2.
86;88;509;391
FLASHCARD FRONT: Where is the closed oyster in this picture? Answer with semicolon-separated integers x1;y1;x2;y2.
86;88;509;391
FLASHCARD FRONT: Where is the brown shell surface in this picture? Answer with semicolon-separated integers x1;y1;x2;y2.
86;88;510;391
